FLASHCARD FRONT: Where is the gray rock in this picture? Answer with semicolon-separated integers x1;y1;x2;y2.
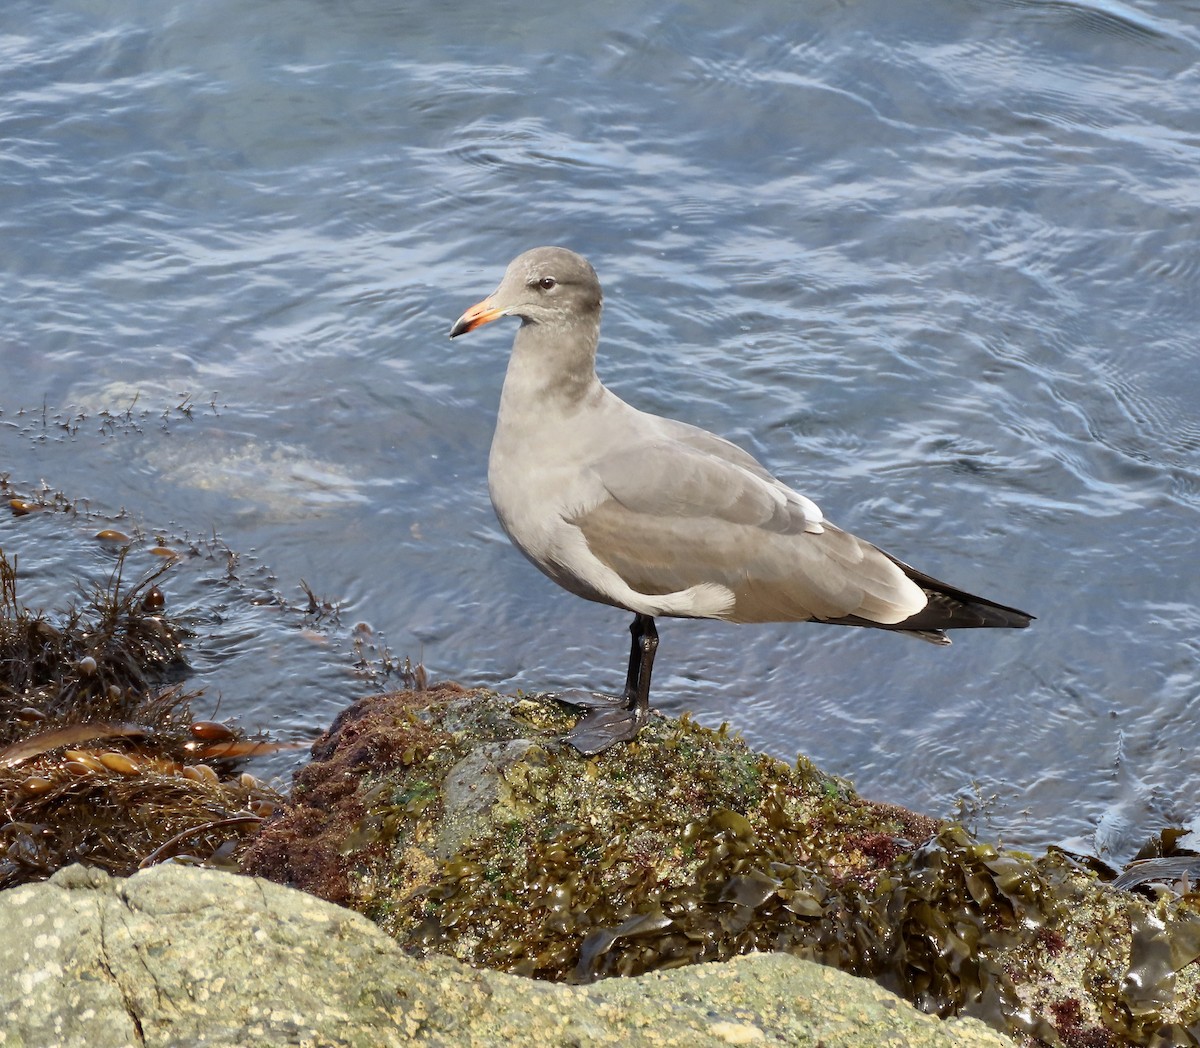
437;738;541;858
0;863;1014;1048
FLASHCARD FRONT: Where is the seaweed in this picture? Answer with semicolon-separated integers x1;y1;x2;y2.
245;687;1200;1046
0;538;282;888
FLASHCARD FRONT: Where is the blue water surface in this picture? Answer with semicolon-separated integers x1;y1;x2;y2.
2;0;1199;857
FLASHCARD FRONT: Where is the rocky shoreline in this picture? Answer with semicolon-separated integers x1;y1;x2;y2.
5;673;1200;1045
234;685;1200;1045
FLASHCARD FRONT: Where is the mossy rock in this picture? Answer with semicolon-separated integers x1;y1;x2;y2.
244;685;1200;1046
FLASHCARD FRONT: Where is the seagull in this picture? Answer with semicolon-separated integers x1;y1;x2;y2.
449;247;1033;755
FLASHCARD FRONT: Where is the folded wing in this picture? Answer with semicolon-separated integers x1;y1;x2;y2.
573;434;930;627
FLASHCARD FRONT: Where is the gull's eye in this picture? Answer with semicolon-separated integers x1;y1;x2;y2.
537;276;557;290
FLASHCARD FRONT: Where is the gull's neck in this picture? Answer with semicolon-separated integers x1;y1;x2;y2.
499;316;604;414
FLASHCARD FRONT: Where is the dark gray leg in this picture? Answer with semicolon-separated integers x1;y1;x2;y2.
624;613;658;719
561;614;659;755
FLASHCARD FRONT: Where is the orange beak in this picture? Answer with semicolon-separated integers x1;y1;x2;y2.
449;296;507;338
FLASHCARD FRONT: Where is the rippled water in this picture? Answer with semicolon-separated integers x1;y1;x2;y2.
2;0;1198;857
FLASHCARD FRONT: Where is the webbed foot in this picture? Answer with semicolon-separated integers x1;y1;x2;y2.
561;700;648;755
555;613;658;755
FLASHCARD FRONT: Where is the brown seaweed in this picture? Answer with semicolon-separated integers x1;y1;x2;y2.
0;540;281;887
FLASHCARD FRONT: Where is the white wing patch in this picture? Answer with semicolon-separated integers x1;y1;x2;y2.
777;480;824;535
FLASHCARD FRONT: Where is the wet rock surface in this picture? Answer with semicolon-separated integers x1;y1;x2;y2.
0;862;1012;1047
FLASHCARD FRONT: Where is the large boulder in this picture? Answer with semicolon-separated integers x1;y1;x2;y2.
0;862;1011;1047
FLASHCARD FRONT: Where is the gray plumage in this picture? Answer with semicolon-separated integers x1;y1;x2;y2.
450;246;1032;752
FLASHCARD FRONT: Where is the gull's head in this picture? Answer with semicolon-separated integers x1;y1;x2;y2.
449;247;602;338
